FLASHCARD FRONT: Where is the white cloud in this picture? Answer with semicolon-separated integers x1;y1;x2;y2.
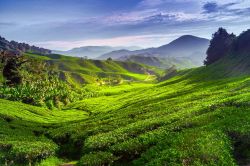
99;9;204;26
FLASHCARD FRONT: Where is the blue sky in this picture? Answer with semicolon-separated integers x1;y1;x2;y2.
1;0;250;50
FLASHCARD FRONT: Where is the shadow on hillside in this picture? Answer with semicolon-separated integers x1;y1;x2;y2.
229;132;250;166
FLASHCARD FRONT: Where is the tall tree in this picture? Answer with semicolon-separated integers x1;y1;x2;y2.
234;29;250;53
0;50;26;85
204;28;236;65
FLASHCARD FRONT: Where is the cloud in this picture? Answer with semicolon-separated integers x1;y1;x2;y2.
202;1;250;15
201;1;250;23
202;2;239;13
99;9;203;27
203;2;218;13
138;0;199;8
142;12;204;24
2;0;250;50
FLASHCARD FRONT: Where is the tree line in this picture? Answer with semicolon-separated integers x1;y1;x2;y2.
0;36;51;55
205;28;250;65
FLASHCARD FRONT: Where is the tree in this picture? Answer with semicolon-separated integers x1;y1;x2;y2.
234;29;250;53
0;50;26;85
204;28;236;65
107;57;112;61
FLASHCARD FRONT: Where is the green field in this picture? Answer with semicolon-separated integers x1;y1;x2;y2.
0;53;250;165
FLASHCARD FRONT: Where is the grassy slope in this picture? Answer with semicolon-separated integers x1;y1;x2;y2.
0;54;250;165
50;55;250;165
25;53;162;86
0;99;87;165
125;56;197;69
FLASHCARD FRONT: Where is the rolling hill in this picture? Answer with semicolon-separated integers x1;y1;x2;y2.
120;55;197;69
25;53;160;86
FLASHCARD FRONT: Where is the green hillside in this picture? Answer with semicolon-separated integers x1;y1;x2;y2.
123;55;197;69
25;53;161;86
0;53;250;165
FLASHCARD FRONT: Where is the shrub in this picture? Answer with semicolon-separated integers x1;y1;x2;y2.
78;152;118;166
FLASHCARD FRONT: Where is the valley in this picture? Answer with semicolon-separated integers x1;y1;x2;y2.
1;56;250;165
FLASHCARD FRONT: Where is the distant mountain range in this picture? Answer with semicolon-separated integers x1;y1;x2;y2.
2;34;209;69
52;46;141;59
99;35;210;66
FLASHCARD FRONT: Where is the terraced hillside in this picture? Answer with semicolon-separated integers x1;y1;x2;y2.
0;54;250;165
120;55;197;69
25;53;161;86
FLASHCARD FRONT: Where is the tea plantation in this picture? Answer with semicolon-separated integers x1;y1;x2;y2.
0;53;250;165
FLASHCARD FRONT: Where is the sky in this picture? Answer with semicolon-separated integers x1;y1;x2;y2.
1;0;250;50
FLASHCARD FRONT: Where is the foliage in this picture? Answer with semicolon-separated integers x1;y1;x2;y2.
24;52;159;85
48;59;250;165
0;55;73;108
0;35;51;54
0;98;87;165
204;28;236;65
0;50;25;86
36;157;63;166
1;59;250;165
234;29;250;53
78;152;118;166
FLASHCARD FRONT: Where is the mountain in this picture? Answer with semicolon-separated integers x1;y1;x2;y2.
156;35;209;61
98;35;209;65
99;49;135;60
99;48;156;60
52;46;141;59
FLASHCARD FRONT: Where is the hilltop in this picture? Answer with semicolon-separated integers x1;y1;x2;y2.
120;55;196;69
99;35;209;66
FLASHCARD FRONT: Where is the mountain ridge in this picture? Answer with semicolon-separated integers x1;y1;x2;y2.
52;46;142;59
98;35;209;65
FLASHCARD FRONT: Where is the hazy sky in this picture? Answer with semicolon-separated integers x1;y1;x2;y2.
1;0;250;50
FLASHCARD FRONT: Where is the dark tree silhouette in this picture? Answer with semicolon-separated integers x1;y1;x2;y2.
234;29;250;53
204;28;236;65
107;57;113;61
1;50;26;85
0;36;51;55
